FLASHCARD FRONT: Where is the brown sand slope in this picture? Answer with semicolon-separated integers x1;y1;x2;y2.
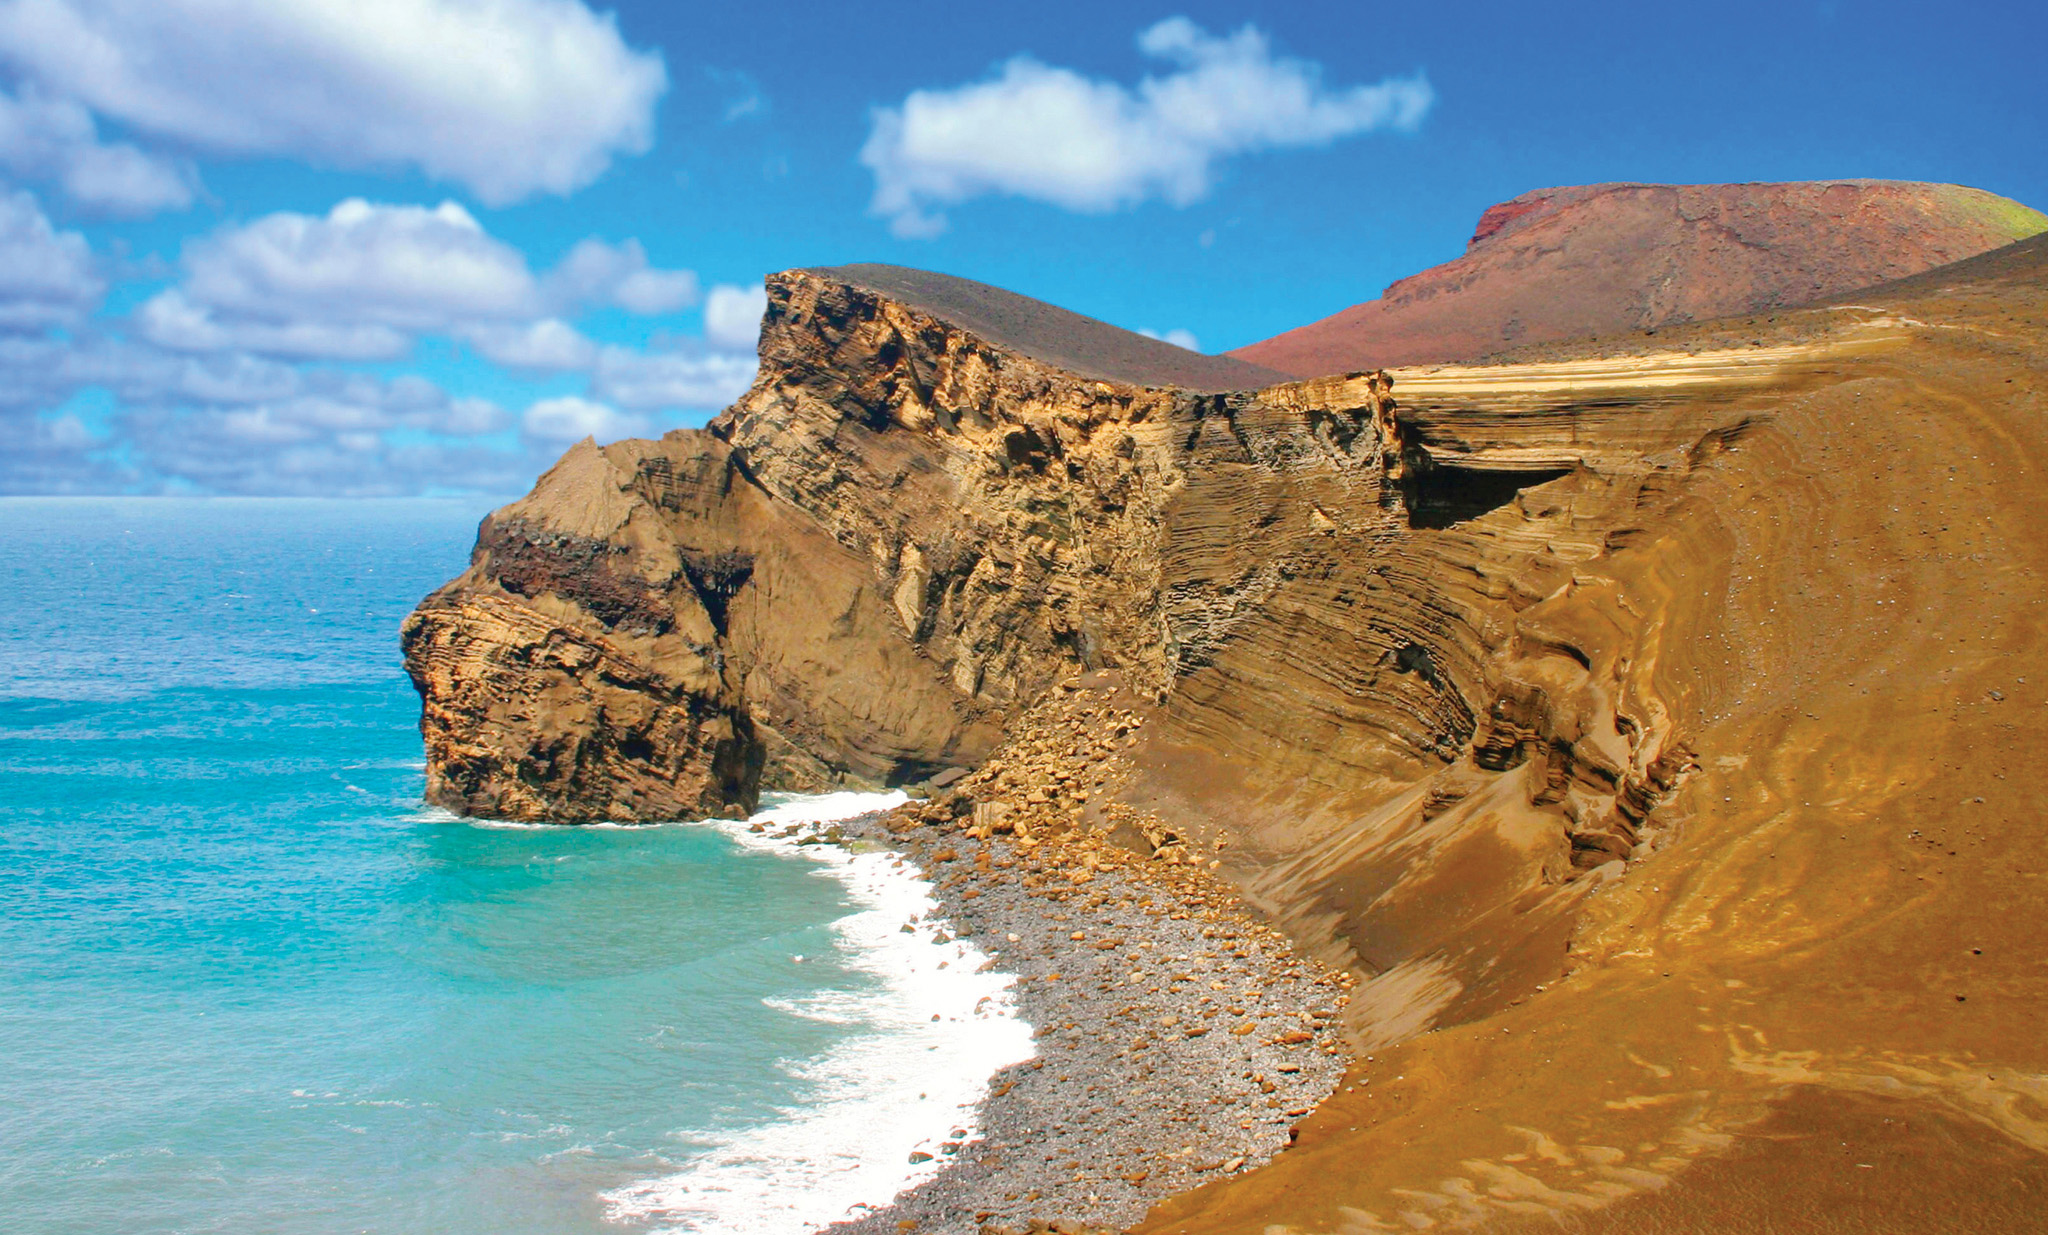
1140;235;2048;1234
811;263;1288;393
1230;180;2048;376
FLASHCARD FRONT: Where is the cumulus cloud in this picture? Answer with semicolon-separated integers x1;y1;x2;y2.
137;199;701;360
0;194;761;494
0;187;104;330
136;290;412;360
46;339;301;407
548;237;699;315
0;0;667;205
862;17;1433;237
461;318;599;371
0;85;192;214
101;403;542;494
702;282;767;350
166;199;542;334
591;345;757;412
1138;326;1200;352
521;394;643;443
0;321;743;492
0;333;533;494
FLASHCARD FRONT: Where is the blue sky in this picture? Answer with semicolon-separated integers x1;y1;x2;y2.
1;0;2041;496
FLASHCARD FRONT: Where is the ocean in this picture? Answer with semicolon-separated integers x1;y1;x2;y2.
0;498;1032;1235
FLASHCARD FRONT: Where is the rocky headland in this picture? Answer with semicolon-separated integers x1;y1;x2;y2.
405;192;2048;1232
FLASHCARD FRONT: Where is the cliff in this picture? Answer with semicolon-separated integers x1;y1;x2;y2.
404;233;2048;1229
1229;180;2048;375
401;266;1280;821
1145;233;2048;1233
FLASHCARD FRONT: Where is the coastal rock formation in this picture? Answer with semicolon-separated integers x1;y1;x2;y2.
408;228;2048;1230
406;254;1776;1034
1229;180;2048;375
404;264;1277;820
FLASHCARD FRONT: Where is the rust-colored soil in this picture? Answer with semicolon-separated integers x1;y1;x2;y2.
1229;181;2047;376
1138;237;2048;1234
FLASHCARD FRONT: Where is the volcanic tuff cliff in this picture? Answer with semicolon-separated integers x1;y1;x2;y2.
406;254;1800;1011
1230;179;2048;375
407;232;2048;1228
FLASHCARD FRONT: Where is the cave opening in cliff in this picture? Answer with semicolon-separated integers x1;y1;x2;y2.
1402;462;1573;529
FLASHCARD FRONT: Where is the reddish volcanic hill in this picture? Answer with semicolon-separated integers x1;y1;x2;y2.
1230;180;2048;376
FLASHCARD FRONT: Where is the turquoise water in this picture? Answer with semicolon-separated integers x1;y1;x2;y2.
0;499;1026;1235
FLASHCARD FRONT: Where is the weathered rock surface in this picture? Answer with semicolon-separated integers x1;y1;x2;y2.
1229;180;2048;375
1143;233;2048;1234
406;250;1761;1027
407;228;2048;1231
402;426;1002;821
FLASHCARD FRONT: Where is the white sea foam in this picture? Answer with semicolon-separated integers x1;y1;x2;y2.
601;790;1037;1234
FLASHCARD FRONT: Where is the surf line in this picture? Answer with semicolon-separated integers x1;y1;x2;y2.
601;790;1037;1235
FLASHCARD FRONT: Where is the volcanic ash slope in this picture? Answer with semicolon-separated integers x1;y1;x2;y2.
1230;179;2048;375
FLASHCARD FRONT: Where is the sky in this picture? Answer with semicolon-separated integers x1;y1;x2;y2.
0;0;2041;497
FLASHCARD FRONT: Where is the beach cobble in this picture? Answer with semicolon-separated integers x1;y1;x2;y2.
825;818;1351;1235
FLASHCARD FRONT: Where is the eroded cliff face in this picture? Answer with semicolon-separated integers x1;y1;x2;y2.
407;242;2048;1228
404;263;1761;1008
1141;237;2048;1234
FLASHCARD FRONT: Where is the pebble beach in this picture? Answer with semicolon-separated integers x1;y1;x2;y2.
815;812;1354;1235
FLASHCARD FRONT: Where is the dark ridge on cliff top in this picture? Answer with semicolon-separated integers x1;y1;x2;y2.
810;263;1290;394
1229;179;2048;376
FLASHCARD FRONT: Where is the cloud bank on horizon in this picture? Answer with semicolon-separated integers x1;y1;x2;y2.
0;3;1432;496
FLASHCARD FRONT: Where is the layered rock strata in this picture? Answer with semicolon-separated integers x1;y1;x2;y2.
1143;234;2048;1233
408;236;2048;1230
405;261;1809;1025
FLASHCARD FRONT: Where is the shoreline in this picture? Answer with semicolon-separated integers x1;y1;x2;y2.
600;790;1038;1235
822;807;1353;1235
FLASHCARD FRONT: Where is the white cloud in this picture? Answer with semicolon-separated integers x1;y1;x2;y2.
461;317;598;371
547;237;699;315
1138;326;1200;352
56;340;303;405
0;85;191;214
435;396;509;435
862;17;1434;237
702;282;766;350
0;0;667;205
137;289;412;360
0;187;104;330
136;199;700;359
591;345;757;411
172;199;541;332
106;399;543;494
0;328;537;494
521;394;644;443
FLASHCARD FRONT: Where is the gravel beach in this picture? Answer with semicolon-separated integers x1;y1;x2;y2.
815;812;1354;1235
